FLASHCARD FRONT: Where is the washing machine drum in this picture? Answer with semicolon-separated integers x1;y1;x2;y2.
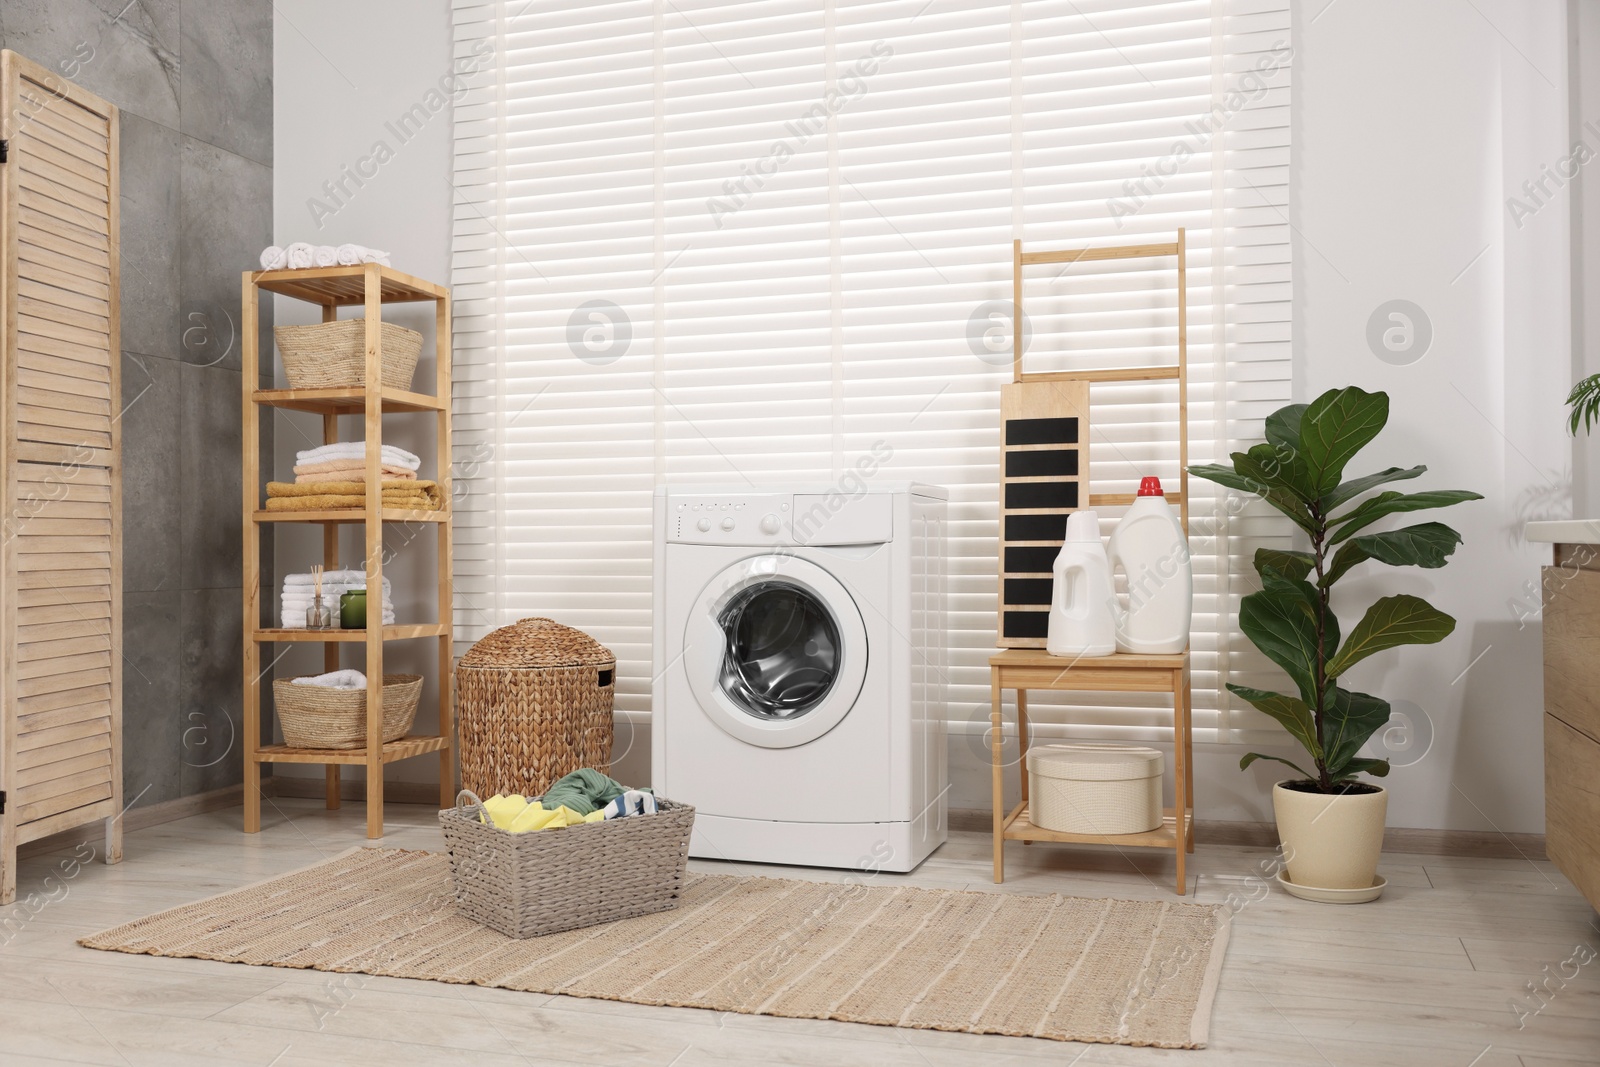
686;555;868;749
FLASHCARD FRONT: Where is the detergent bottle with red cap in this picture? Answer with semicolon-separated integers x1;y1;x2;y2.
1107;477;1192;654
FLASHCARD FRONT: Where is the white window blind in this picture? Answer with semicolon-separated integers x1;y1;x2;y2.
450;0;1293;743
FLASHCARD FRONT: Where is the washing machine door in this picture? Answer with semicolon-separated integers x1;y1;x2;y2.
684;553;868;749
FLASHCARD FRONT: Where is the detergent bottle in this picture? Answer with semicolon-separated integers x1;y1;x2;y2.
1107;477;1192;654
1046;510;1118;657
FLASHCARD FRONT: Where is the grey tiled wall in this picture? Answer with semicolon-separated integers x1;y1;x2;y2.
0;1;274;808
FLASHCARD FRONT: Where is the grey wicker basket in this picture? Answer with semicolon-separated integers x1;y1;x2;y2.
438;789;695;938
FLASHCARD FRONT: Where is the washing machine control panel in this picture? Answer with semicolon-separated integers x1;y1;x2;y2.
666;491;893;546
669;493;792;545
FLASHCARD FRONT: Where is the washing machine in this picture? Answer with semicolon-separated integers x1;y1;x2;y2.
651;482;948;873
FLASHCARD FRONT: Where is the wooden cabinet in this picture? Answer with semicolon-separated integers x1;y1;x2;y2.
1542;558;1600;911
0;50;123;904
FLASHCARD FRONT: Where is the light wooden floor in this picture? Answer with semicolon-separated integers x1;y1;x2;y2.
2;799;1597;1066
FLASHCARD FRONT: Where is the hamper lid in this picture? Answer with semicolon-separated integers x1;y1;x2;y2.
457;617;614;669
1025;743;1162;782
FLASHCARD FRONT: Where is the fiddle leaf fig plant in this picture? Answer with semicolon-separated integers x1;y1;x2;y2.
1188;387;1481;794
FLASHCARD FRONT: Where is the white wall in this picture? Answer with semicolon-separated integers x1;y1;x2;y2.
270;1;1572;829
272;0;455;784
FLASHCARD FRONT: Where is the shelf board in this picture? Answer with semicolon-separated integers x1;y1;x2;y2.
251;264;447;306
254;508;449;525
253;624;449;643
1002;803;1192;849
252;387;445;414
253;734;451;765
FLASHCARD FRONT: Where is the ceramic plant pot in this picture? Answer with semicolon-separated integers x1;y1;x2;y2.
1272;780;1387;899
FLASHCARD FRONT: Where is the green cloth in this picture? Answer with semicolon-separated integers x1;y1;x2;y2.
538;768;630;816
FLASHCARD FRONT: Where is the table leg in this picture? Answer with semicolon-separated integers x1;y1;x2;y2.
991;668;1004;883
1181;666;1194;853
1174;668;1188;894
326;765;341;810
1016;688;1032;845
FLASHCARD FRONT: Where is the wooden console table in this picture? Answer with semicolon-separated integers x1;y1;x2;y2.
990;649;1193;895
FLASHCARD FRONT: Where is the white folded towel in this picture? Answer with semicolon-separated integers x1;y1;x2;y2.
295;442;422;471
291;670;368;690
285;241;316;269
314;244;339;267
360;247;392;266
260;246;287;270
283;569;394;589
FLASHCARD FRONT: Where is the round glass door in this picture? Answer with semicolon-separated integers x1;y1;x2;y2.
717;580;841;721
684;554;868;749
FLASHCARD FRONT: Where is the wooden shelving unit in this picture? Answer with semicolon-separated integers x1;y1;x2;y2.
991;233;1194;895
240;264;454;839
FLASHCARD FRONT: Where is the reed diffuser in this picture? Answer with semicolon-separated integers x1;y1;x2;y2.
306;564;333;629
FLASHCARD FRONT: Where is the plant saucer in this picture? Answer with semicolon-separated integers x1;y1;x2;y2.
1276;868;1386;904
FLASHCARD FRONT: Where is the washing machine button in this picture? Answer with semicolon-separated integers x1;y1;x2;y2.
697;517;712;532
721;516;736;531
760;513;781;535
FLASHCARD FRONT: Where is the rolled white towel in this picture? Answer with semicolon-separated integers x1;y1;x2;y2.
285;241;316;269
259;246;287;270
291;669;368;690
295;442;421;471
359;247;392;267
313;245;339;267
336;243;364;266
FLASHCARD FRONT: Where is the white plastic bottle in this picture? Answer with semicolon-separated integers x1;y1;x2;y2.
1046;510;1118;657
1107;477;1192;654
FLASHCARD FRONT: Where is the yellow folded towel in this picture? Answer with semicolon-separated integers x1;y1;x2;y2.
264;479;444;511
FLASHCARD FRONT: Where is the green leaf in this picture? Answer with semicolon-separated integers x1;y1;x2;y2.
1325;594;1457;677
1264;403;1307;451
1338;757;1392;780
1567;374;1600;436
1328;489;1485;543
1254;548;1315;584
1298;387;1390;495
1236;442;1315;503
1319;686;1391;779
1321;522;1465;587
1238;577;1337;705
1239;752;1319;781
1321;465;1426;511
1228;684;1322;759
1188;463;1317;533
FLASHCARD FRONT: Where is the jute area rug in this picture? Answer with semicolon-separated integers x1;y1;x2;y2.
80;848;1229;1049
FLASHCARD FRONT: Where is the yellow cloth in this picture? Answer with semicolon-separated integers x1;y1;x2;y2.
478;794;602;833
264;479;443;511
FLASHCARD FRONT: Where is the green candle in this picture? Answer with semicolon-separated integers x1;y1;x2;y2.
340;588;367;629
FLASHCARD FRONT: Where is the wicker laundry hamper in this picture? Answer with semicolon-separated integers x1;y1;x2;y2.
440;789;695;937
274;319;422;390
455;618;616;797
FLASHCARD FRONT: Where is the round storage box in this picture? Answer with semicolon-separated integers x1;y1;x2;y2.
455;618;616;798
1026;743;1163;835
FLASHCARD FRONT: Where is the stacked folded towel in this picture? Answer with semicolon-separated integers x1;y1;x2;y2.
261;242;392;270
281;570;395;629
294;443;422;485
265;480;444;512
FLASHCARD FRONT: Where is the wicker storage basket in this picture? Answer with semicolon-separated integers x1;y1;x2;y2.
274;319;422;390
455;618;615;797
273;674;423;749
440;789;695;937
1026;743;1163;835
